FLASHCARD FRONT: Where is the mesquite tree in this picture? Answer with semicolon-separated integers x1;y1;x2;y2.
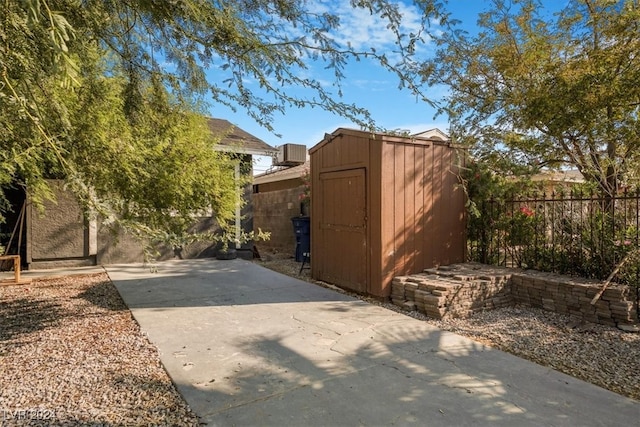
1;0;444;238
424;0;640;198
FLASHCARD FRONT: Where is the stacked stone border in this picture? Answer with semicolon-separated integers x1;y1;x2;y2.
391;263;638;329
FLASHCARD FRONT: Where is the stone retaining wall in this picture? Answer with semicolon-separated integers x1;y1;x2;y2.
392;263;638;329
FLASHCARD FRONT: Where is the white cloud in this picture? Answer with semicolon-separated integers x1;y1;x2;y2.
300;0;435;55
351;78;392;90
248;1;439;92
324;0;431;53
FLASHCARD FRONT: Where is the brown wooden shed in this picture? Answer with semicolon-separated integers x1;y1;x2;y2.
309;128;465;299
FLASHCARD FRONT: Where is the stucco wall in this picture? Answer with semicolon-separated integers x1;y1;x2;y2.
98;184;255;264
96;223;146;265
27;180;96;268
28;174;257;267
97;217;225;264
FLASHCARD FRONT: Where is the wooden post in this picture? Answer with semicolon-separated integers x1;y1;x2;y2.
0;255;30;285
13;256;20;283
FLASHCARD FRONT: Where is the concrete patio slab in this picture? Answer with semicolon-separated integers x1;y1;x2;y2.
106;258;639;426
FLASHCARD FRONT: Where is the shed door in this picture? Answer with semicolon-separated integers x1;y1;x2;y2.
318;168;367;293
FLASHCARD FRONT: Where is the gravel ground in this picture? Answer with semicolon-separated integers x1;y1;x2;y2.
255;256;640;402
0;273;199;427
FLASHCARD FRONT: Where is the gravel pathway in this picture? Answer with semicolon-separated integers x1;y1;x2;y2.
255;257;640;402
0;273;199;426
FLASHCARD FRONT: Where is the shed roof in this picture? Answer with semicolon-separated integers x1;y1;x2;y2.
309;127;452;154
207;117;276;156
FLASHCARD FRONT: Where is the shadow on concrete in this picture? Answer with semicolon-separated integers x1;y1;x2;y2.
107;258;352;310
107;260;640;426
171;305;631;426
106;259;639;426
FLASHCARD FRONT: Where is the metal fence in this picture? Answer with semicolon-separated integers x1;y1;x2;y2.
467;189;640;286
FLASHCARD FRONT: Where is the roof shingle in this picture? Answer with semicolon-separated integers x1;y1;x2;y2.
207;117;276;155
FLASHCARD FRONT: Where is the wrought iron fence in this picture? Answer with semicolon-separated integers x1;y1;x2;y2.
467;189;640;286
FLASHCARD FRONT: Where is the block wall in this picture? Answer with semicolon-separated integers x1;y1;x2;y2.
252;186;306;256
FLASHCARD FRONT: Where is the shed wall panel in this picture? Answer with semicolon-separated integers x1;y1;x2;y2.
429;145;465;266
406;144;417;274
442;146;465;263
414;147;427;269
388;142;436;279
378;140;397;296
392;143;406;276
421;145;435;267
368;139;384;295
432;145;445;262
379;140;465;296
318;134;368;171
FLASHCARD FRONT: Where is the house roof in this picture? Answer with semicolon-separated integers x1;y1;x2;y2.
207;118;277;156
411;128;450;141
253;161;309;185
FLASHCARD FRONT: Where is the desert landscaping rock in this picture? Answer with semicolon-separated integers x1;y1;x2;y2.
1;260;638;426
0;273;199;426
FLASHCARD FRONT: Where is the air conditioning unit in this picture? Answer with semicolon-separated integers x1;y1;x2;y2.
274;144;306;166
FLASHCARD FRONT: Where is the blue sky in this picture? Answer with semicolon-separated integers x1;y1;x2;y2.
205;1;494;174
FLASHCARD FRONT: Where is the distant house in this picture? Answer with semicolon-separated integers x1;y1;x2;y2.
531;169;585;194
3;117;275;269
207;118;277;158
412;128;450;141
253;161;309;194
